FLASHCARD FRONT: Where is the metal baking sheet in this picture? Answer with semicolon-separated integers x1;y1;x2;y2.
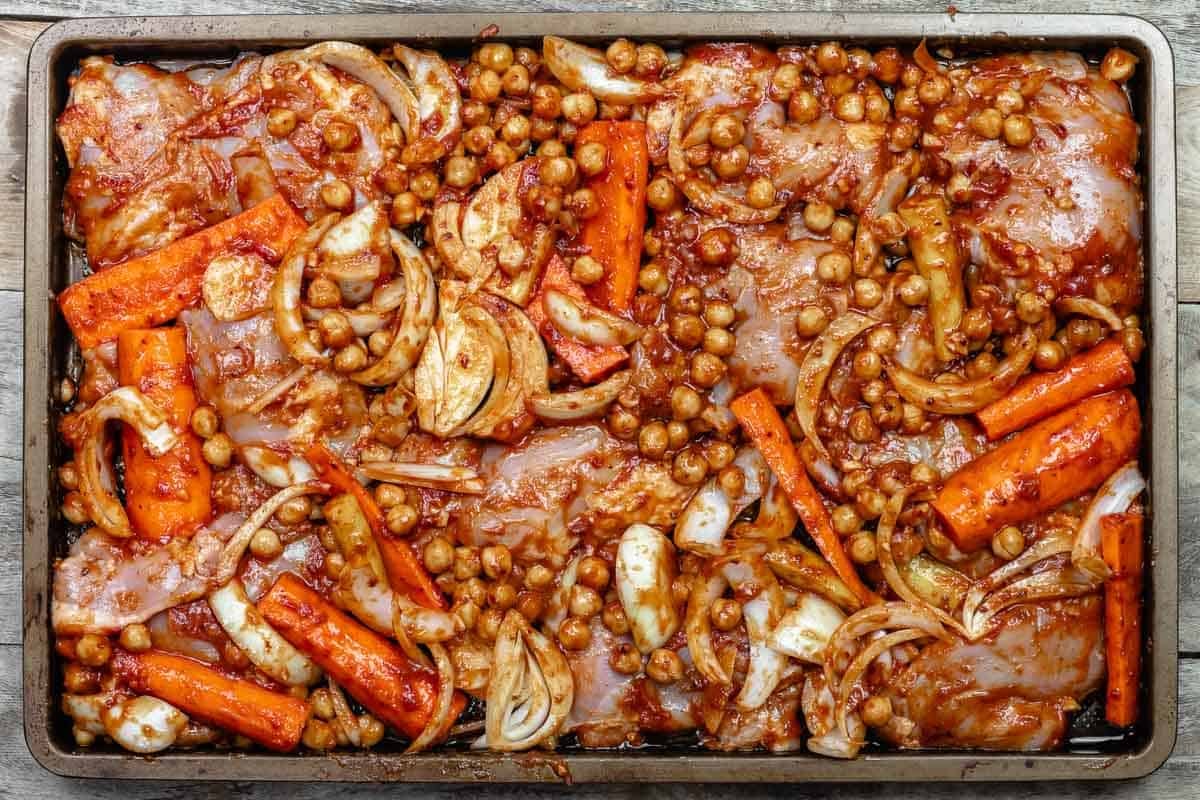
22;12;1179;782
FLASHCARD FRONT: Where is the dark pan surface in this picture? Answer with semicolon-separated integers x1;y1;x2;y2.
22;12;1179;782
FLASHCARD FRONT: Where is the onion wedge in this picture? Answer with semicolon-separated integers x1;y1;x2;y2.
1072;461;1146;581
542;36;663;104
530;369;631;421
351;230;437;386
685;572;729;685
543;289;643;347
359;461;484;495
448;306;514;437
272;214;338;367
392;46;462;163
885;326;1038;415
794;312;879;458
208;579;322;687
485;611;574;751
675;448;768;555
767;593;846;663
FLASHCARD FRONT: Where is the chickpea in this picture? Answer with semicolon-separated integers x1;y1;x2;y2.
888;120;920;152
702;327;736;358
705;597;742;632
315;312;353;350
634;43;668;78
320;180;353;211
795;305;830;337
450;546;481;582
1016;291;1050;324
666;420;691;450
872;394;904;432
598;600;630;636
992;87;1024;117
63;661;100;694
245;527;282;561
610;642;644;675
770;63;801;100
514;590;544;622
423;537;454;574
118;623;152;653
830;503;863;538
477;42;514;73
841;469;871;498
1067;318;1102;350
848;532;877;565
566;187;599;221
76;634;111;667
918;74;951;106
1101;47;1138;83
960;306;992;342
444;155;479;189
669;314;706;349
834;92;866;123
1121;326;1146;363
485;581;516;612
368;483;403;511
853;277;883;309
536;155;574;188
900;402;926;435
201;433;234;469
181;406;219;443
1003;114;1034;147
862;695;894;728
333;341;368;373
848;408;880;444
893;87;921;117
848;350;881;382
745;176;777;209
302;718;337;751
702;114;743;151
323;119;358;152
910;462;939;485
968;107;1004;140
562;92;598;125
860;378;886;405
378;503;416;538
646;176;679;213
697;227;739;267
386;191;421;226
797;202;834;235
608;404;641;440
816;41;849;74
709;465;745;501
646;648;686;685
272;496;309;528
638;421;670;460
965;351;999;380
672;447;710;486
568;557;609;595
869;47;902;84
668;385;703;422
559;255;603;290
817;251;853;284
500;114;531;147
357;714;386;749
530;83;563;120
788;89;821;124
469;68;502;103
602;38;638;74
893;272;929;307
565;584;601;619
364;329;394;361
266;107;299;140
558;616;592;651
575;141;608;177
703;300;736;329
992;525;1026;561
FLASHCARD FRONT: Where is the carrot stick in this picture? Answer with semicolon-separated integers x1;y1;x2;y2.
976;338;1135;440
526;254;629;383
258;573;464;740
303;442;445;610
117;328;212;540
111;649;309;752
730;388;880;606
59;194;307;349
1102;511;1144;727
933;389;1141;552
576;121;648;313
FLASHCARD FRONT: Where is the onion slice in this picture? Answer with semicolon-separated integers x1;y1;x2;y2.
208;483;329;585
835;628;929;742
960;526;1074;637
732;473;800;541
406;643;457;753
1056;297;1125;332
208;578;322;687
542;36;663;104
392;46;462;162
763;539;863;613
1072;461;1146;581
794;312;879;458
530;369;631;420
449;306;514;437
967;567;1101;638
543;289;642;346
685;572;730;685
675;448;768;555
272;214;338;367
485;611;573;751
327;678;362;747
359;461;484;494
884;326;1038;415
824;602;949;695
767;593;846;663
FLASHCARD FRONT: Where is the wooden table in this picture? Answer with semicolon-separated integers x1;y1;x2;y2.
4;3;1197;796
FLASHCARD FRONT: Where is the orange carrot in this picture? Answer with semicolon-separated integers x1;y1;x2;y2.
576;120;648;313
111;649;309;752
259;573;464;740
304;442;445;610
1102;511;1144;727
934;389;1141;552
976;338;1135;440
527;254;629;383
59;194;307;349
730;388;880;606
117;328;212;540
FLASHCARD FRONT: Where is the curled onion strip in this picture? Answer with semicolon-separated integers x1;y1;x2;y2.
967;567;1101;638
685;572;730;685
676;448;768;555
391;591;432;667
824;602;949;695
530;369;632;420
835;628;929;742
542;36;663;104
875;490;969;637
359;461;484;494
392;46;462;161
885;326;1038;414
733;474;801;541
209;483;329;585
794;311;879;459
405;643;456;753
1072;461;1145;581
272;214;338;367
243;365;313;415
960;527;1074;636
544;289;643;346
327;678;361;747
1056;297;1125;332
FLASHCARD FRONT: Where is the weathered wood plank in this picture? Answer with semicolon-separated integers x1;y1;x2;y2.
0;290;23;648
1177;304;1200;652
1;644;1197;796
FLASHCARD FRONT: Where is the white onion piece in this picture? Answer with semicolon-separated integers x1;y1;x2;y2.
684;572;729;685
732;475;800;541
485;611;574;751
960;527;1074;636
530;369;631;421
794;312;879;459
393;46;462;161
542;36;662;104
1056;296;1125;332
103;696;188;754
406;643;457;752
208;579;322;686
239;446;317;488
676;448;768;555
63;691;119;737
1072;461;1146;581
73;387;179;538
885;327;1038;415
351;230;437;386
358;461;484;495
967;567;1101;638
616;524;681;653
272;214;337;367
326;678;362;747
737;591;788;710
449;306;513;437
803;672;864;759
835;628;929;742
767;593;846;663
824;602;949;695
543;289;642;346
